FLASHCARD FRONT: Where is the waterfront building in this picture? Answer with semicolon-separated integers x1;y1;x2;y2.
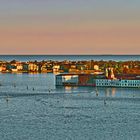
53;65;60;72
6;63;13;71
11;68;18;72
94;65;99;70
56;74;105;86
71;65;76;69
0;65;6;72
76;64;87;70
22;63;29;72
41;64;47;72
60;64;71;72
105;67;116;79
56;74;79;86
56;73;140;88
16;63;23;71
28;63;39;72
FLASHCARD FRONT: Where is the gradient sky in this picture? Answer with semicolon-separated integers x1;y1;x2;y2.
0;0;140;54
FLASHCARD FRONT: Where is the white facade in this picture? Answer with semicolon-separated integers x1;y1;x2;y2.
96;79;140;88
11;69;18;72
17;64;23;71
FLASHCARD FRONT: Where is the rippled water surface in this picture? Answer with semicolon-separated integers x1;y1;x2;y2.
0;55;139;61
0;73;140;140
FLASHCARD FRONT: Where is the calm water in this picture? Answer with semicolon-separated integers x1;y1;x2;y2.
0;55;140;61
0;73;140;140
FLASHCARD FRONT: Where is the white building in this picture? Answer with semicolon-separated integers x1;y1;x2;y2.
56;74;79;86
11;69;18;72
53;65;60;72
94;65;99;70
17;64;23;71
28;63;39;72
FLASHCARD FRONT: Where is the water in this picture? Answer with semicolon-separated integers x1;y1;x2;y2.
0;55;139;62
0;73;140;140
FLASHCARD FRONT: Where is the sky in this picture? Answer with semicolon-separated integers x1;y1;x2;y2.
0;0;140;55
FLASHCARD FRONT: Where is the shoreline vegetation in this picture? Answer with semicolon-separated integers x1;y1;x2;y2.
0;59;139;75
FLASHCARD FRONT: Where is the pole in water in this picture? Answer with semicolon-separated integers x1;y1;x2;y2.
96;92;98;96
27;86;28;90
95;88;98;96
104;99;106;105
33;87;35;91
13;83;16;88
133;94;135;98
6;96;9;103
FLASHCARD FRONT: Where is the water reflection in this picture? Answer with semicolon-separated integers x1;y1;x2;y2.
105;88;110;97
53;72;60;75
111;88;116;97
64;86;78;93
104;88;116;97
0;73;139;98
65;86;72;91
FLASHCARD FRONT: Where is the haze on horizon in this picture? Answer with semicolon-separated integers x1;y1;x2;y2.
0;0;140;55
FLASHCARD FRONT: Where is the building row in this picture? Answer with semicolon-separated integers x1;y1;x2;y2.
0;60;103;73
0;59;140;74
0;61;61;73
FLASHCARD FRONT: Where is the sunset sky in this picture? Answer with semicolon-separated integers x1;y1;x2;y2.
0;0;140;54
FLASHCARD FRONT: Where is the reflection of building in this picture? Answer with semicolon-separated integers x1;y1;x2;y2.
105;88;116;97
105;88;110;97
111;88;116;96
